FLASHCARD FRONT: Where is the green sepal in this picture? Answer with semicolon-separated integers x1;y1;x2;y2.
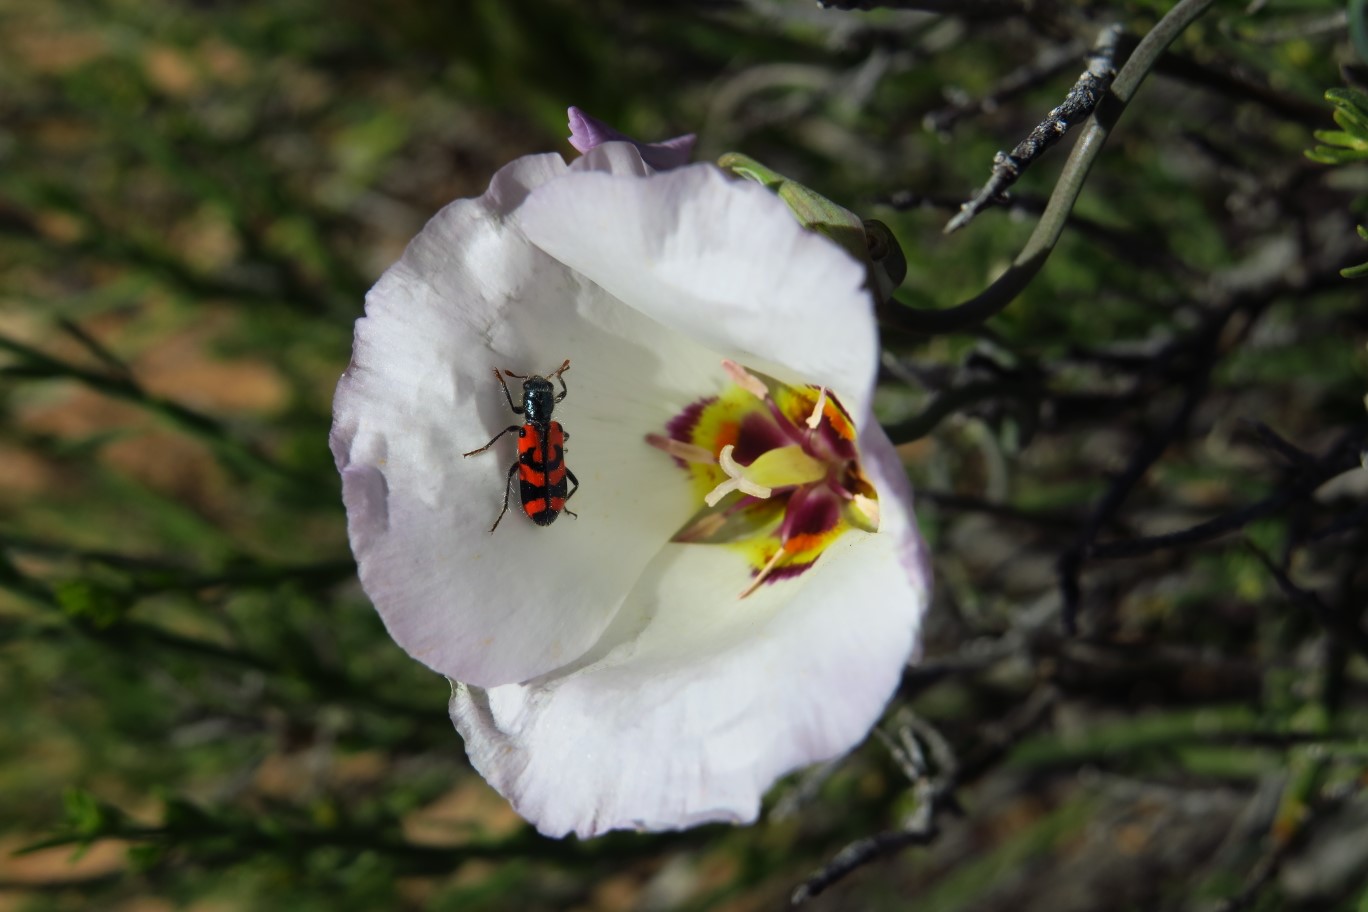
718;152;865;259
716;153;787;192
717;152;907;302
863;218;908;298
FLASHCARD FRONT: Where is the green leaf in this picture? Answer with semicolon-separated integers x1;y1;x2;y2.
1306;146;1368;164
53;579;128;629
1341;261;1368;279
1345;225;1368;279
1326;87;1368;122
127;843;167;872
64;788;109;836
1312;129;1368;151
1332;106;1368;138
1308;86;1368;163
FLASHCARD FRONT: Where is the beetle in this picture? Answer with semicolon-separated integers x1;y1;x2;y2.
462;358;579;533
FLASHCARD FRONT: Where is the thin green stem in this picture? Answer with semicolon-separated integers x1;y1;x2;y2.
882;0;1219;335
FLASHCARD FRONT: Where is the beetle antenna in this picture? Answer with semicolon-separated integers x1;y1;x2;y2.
548;359;571;379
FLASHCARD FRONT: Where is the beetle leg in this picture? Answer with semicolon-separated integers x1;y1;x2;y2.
492;369;524;414
563;467;579;519
489;461;519;533
550;359;571;403
462;425;522;458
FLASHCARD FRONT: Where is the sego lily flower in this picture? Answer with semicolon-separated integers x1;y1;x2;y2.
331;139;930;838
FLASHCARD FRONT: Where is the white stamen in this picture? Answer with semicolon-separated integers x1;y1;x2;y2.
738;546;787;599
806;386;828;429
721;359;769;400
645;433;716;464
703;444;773;507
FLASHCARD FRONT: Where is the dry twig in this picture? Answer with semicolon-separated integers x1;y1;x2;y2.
946;24;1123;234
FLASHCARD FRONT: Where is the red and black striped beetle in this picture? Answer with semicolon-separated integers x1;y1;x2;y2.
462;359;579;533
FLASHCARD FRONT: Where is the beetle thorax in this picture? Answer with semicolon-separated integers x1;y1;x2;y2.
521;377;556;424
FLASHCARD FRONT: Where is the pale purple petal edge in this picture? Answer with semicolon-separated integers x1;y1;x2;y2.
566;105;696;171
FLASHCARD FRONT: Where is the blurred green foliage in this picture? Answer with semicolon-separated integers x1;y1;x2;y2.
1308;85;1368;276
0;0;1365;910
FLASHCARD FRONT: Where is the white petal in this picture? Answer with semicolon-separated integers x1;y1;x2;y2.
333;151;733;687
450;450;930;837
516;148;880;419
857;423;933;664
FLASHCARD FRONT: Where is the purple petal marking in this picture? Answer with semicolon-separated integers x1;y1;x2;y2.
778;486;842;546
666;396;716;445
732;411;799;466
812;418;858;463
816;391;860;461
748;486;844;590
767;560;819;584
781;389;857;464
566;106;696;171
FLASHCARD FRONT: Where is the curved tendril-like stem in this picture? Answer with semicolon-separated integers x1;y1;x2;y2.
882;0;1219;336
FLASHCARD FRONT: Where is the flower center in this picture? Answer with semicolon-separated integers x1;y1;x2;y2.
646;360;879;597
706;443;827;506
